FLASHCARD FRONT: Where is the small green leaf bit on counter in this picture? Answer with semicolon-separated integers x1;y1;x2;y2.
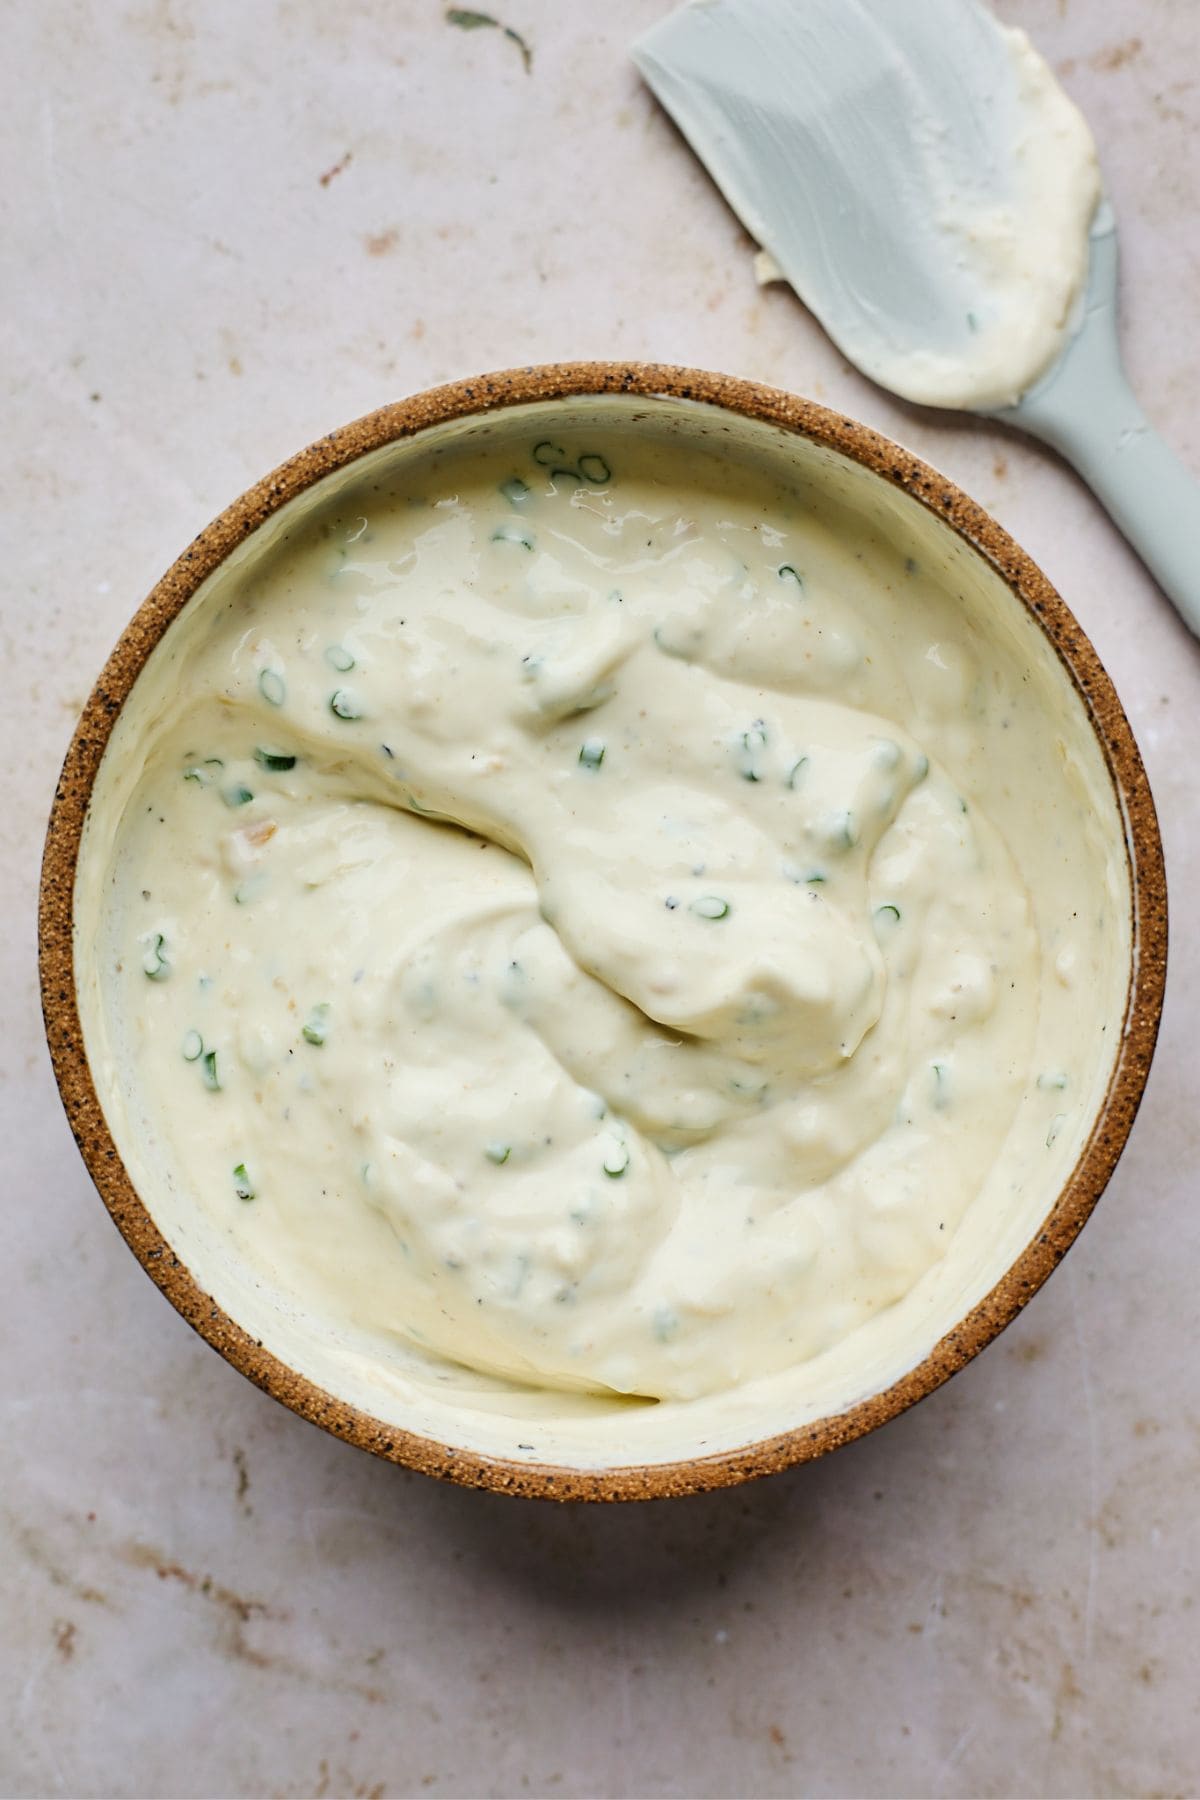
141;932;170;980
233;1162;256;1201
302;1003;330;1046
578;738;605;770
444;7;532;73
254;747;296;771
258;669;286;707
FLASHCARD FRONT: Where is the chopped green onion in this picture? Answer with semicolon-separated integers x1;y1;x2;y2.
778;565;803;587
691;896;730;921
826;810;859;851
141;933;169;980
183;757;223;785
325;644;355;673
491;522;535;550
786;756;808;790
875;903;902;927
602;1141;630;1178
578;738;605;770
181;1029;204;1062
738;721;768;781
202;1050;221;1091
578;453;611;485
1046;1113;1066;1148
806;872;827;886
222;784;254;808
254;747;296;771
499;477;530;506
532;440;566;468
485;1142;511;1165
302;1003;330;1047
258;669;286;707
329;689;363;720
233;1162;255;1201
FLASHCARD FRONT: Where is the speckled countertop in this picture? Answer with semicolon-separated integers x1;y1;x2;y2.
3;4;1198;1797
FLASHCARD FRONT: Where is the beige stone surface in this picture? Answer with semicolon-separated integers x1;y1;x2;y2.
2;2;1197;1795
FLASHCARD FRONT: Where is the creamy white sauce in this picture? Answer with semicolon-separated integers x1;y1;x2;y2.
634;0;1102;410
76;401;1130;1457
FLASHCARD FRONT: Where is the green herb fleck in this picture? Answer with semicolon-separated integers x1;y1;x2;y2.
1046;1112;1066;1148
485;1142;511;1165
738;721;768;781
500;476;530;506
578;737;605;770
141;932;169;980
329;689;363;720
254;747;296;771
325;644;355;673
602;1141;630;1178
931;1061;949;1109
258;669;286;707
183;757;223;786
491;521;535;550
691;895;730;921
778;564;803;587
181;1029;204;1062
222;783;254;808
875;903;902;927
786;755;808;790
302;1003;330;1047
577;452;611;485
233;1162;255;1201
202;1050;221;1092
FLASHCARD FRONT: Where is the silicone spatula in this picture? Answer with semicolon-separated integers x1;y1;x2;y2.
633;0;1200;639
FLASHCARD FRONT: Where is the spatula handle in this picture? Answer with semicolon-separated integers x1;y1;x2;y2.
1006;222;1200;642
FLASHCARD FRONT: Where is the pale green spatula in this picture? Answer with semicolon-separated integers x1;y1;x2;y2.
634;0;1200;640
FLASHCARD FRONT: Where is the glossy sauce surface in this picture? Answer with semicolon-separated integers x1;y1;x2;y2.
84;423;1113;1407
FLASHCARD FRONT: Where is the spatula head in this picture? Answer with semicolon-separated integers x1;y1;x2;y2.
633;0;1100;410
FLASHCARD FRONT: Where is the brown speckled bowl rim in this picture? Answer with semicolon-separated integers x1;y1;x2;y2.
39;362;1167;1502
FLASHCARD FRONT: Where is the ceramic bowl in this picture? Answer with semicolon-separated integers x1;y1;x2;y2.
39;364;1166;1499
